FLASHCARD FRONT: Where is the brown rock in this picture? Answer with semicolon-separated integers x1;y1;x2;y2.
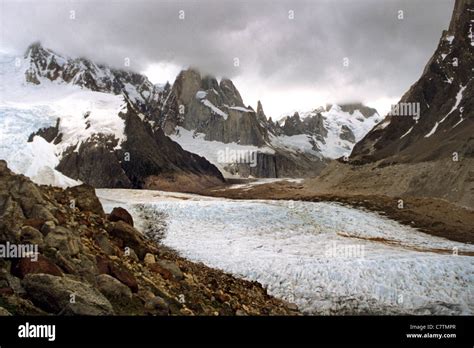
65;184;105;216
106;221;148;259
216;292;230;303
0;287;14;296
109;263;138;293
108;207;134;226
96;255;112;274
11;255;63;278
23;218;46;230
155;260;184;281
149;263;173;280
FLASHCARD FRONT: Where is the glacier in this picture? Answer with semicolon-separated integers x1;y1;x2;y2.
0;50;127;187
97;188;474;315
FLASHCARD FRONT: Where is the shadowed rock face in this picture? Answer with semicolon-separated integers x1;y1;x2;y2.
279;112;328;140
56;105;224;190
23;44;225;189
155;69;331;177
159;69;269;147
334;103;378;118
350;0;474;164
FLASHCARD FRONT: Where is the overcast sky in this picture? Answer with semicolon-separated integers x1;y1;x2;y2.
1;0;454;118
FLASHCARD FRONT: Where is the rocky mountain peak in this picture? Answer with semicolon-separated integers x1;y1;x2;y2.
172;69;202;106
350;0;473;164
337;103;378;118
219;78;244;107
23;42;160;110
256;100;267;124
158;68;269;146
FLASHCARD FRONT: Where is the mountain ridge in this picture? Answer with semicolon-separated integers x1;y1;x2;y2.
350;0;473;164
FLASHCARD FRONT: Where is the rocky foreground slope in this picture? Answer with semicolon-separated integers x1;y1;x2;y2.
0;160;297;315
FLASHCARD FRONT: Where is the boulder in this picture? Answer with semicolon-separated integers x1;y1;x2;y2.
109;264;139;293
144;296;169;315
93;231;116;255
22;273;114;315
106;221;148;259
65;184;105;216
11;255;63;278
149;260;183;281
108;207;134;226
96;274;132;305
143;253;155;265
44;226;82;257
19;226;44;249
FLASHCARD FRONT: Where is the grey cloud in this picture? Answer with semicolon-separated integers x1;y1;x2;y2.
1;0;454;106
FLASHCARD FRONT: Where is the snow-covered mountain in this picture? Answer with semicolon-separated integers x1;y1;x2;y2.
0;42;384;185
307;0;474;209
152;68;328;178
273;104;382;160
153;68;382;178
0;44;224;190
350;0;473;164
24;42;161;109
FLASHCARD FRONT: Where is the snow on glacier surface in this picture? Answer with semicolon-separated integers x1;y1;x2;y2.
97;189;474;315
0;51;126;186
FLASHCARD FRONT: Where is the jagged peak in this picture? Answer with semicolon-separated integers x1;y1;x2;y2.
24;42;67;63
256;100;266;120
24;41;43;54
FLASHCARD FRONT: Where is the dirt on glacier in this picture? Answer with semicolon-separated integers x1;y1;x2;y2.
205;179;474;245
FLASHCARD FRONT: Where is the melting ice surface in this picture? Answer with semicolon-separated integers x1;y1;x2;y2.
97;189;474;315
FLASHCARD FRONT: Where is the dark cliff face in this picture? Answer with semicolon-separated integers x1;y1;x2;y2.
336;103;379;118
350;0;474;164
158;69;269;147
55;105;224;190
24;45;225;189
279;112;328;141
